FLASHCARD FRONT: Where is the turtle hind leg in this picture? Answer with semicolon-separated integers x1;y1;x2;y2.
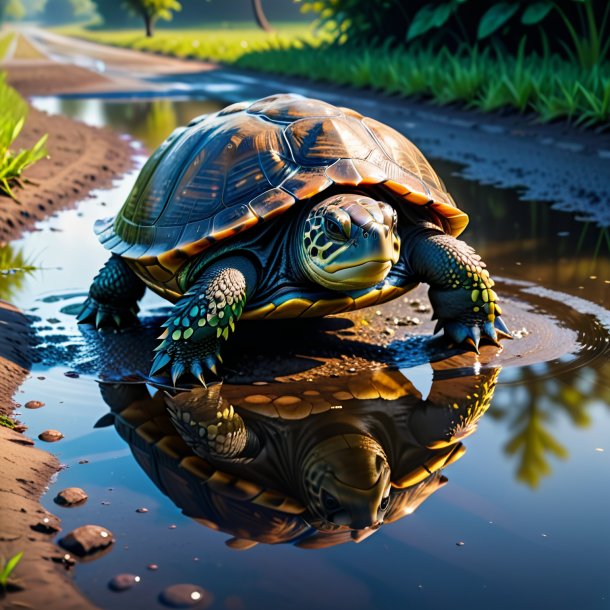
77;254;146;329
150;259;251;386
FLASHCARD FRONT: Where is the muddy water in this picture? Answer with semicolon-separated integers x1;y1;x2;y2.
6;97;610;610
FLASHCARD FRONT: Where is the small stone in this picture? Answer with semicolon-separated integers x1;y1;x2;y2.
383;327;395;336
25;400;45;409
64;371;80;378
54;487;88;506
159;584;211;608
109;573;141;591
456;541;465;547
136;507;149;513
32;514;61;534
39;429;63;442
416;304;430;313
168;524;177;529
78;459;89;464
147;564;159;571
59;525;114;557
411;317;421;325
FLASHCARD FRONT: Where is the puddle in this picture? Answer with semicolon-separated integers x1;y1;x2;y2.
8;97;610;610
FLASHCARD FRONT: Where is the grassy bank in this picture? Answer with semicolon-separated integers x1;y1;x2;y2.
57;26;610;127
0;73;47;199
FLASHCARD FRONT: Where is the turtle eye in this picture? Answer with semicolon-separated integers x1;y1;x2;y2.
321;490;340;511
324;216;350;242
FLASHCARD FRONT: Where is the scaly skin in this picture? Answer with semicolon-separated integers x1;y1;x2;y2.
410;231;510;350
149;260;249;385
165;385;259;459
77;254;145;328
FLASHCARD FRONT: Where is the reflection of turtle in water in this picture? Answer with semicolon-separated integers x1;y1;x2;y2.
79;94;510;386
102;366;499;543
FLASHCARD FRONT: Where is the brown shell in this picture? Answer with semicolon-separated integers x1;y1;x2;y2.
95;94;468;271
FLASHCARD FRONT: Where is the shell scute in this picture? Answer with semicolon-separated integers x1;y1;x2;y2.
249;94;340;122
100;94;468;268
248;188;295;221
281;167;333;200
285;117;373;166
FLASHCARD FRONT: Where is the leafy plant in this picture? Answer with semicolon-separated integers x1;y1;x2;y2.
0;414;17;429
0;72;48;200
0;245;37;301
0;552;22;590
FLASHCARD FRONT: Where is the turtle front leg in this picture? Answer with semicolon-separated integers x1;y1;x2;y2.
166;385;260;460
150;257;254;386
77;254;146;329
410;230;511;350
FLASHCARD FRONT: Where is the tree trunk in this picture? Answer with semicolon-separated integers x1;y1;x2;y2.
251;0;272;32
144;12;153;37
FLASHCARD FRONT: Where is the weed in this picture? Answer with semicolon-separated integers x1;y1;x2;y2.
0;552;23;590
0;73;48;200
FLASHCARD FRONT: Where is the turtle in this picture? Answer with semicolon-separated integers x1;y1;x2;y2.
100;365;499;538
78;93;511;386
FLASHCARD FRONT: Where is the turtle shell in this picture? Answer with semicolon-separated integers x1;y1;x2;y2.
95;94;468;273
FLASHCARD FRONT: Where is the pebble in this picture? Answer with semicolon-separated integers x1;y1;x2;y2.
39;429;64;442
59;525;115;557
159;584;211;608
64;371;80;378
147;564;159;571
109;573;141;592
54;487;88;506
78;459;89;464
136;507;149;513
456;541;465;547
25;400;45;409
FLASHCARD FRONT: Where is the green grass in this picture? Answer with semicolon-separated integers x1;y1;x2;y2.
0;72;48;200
55;24;322;63
56;26;610;127
0;32;15;61
0;551;23;590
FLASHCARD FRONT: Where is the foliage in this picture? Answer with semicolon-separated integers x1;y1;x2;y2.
0;73;48;200
41;0;97;24
61;25;610;127
0;32;15;60
0;245;37;301
0;414;17;429
0;0;25;23
302;0;610;69
120;0;181;36
0;552;23;590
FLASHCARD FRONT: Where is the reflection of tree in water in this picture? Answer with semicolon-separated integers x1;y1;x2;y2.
489;360;610;488
101;99;224;150
0;244;36;301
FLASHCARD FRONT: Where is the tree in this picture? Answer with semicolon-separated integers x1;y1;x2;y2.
0;0;25;24
123;0;181;37
251;0;272;32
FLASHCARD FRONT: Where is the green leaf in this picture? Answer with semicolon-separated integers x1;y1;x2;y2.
522;2;553;25
4;552;23;577
478;2;519;39
407;5;437;41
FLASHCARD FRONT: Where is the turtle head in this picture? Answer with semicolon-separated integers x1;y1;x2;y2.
301;434;392;531
300;194;400;291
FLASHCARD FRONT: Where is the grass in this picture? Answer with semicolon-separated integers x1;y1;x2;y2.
58;25;610;127
0;551;23;590
0;32;15;61
0;72;48;200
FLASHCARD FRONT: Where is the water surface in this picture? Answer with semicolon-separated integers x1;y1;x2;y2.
6;96;609;610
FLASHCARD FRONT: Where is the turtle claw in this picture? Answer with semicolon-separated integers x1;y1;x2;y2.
444;321;468;344
463;336;480;354
150;351;171;376
76;297;139;329
494;316;513;339
171;362;185;386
